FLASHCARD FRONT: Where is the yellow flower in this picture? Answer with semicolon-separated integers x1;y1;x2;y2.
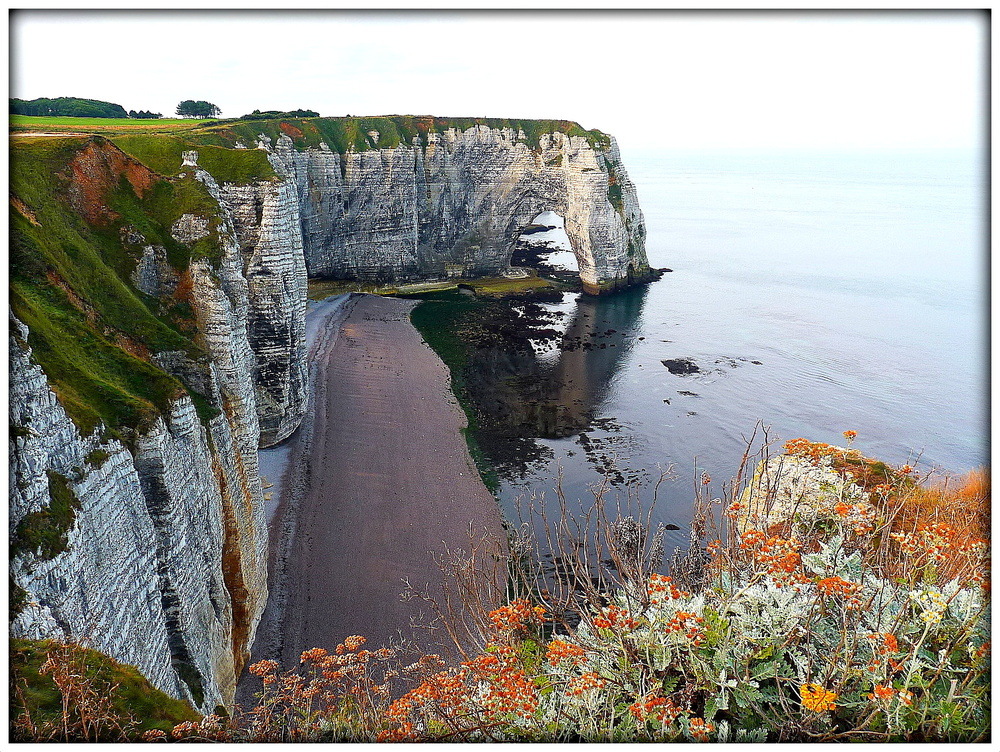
800;683;838;712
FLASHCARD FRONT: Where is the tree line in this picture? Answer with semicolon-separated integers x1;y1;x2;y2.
13;97;321;121
10;97;128;118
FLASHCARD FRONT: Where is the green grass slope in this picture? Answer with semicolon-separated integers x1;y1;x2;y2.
9;135;223;441
10;639;201;741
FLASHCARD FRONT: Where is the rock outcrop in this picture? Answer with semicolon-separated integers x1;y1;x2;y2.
200;153;309;446
266;124;650;294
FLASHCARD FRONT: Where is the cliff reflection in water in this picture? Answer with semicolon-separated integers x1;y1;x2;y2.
464;285;649;479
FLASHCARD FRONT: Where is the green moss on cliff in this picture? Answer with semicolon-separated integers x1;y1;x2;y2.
607;183;624;214
194;115;612;154
11;471;82;560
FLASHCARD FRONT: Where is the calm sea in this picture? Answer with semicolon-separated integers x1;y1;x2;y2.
491;147;989;541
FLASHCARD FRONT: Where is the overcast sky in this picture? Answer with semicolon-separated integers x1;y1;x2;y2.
10;10;986;153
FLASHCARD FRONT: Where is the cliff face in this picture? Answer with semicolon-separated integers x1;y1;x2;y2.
200;153;308;446
267;124;649;294
9;136;282;710
10;321;243;710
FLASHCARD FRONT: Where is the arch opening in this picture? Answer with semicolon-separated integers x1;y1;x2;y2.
509;211;580;282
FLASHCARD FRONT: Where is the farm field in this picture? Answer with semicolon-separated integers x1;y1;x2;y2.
9;115;215;133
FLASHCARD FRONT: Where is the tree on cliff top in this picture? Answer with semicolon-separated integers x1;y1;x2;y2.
175;100;220;118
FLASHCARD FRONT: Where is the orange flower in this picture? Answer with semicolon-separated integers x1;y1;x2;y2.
488;599;543;633
665;611;706;646
800;683;837;712
248;659;279;676
816;576;861;599
869;684;896;701
546;638;586;667
867;632;899;654
688;717;715;742
843;430;858;444
593;604;640;631
343;635;366;651
629;694;682;725
568;671;605;696
647;573;690;602
300;647;328;663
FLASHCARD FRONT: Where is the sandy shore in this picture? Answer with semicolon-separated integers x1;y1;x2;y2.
240;294;504;703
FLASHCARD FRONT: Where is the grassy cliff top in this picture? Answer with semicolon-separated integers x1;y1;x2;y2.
12;114;613;153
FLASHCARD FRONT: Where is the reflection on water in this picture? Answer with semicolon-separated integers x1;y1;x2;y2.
465;286;649;479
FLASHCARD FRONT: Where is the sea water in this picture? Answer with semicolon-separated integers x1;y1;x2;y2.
494;147;988;545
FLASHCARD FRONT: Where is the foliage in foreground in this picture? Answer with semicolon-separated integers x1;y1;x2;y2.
364;444;990;742
10;639;200;742
12;437;990;742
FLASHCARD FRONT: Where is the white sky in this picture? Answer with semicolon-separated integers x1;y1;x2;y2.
9;10;986;152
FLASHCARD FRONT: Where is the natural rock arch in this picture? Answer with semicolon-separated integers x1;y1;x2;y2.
274;125;652;294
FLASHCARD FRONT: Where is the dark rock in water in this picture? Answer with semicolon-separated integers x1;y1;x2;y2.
687;411;698;416
662;398;670;404
662;268;673;272
661;358;700;375
751;360;763;365
677;390;700;397
521;224;552;236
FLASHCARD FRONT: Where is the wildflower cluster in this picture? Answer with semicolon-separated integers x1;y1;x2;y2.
832;500;876;535
815;575;862;607
628;694;682;725
378;602;546;741
665;611;705;645
647;573;689;603
234;635;396;742
567;671;605;696
592;604;640;631
546;638;586;667
740;530;802;583
488;598;546;633
687;716;715;741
